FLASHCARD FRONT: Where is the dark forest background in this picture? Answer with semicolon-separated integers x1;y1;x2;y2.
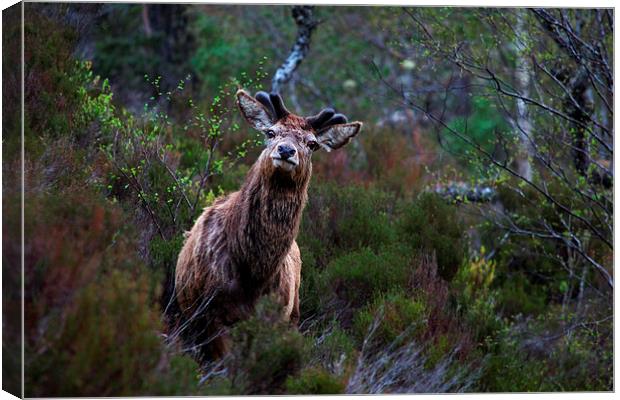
2;3;613;395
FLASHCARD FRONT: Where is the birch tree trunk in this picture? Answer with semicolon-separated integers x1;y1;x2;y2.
514;10;534;181
271;6;317;94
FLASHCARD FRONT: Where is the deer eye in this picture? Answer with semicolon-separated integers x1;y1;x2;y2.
265;129;276;139
307;140;320;151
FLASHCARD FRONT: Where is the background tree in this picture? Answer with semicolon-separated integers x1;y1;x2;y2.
376;7;612;314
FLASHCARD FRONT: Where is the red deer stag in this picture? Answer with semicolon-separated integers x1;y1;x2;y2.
174;90;362;362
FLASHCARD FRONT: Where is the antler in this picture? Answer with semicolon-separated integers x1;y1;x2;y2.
254;91;290;120
307;108;348;132
255;90;349;132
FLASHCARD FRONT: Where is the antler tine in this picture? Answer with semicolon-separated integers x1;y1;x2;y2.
269;92;290;120
255;91;276;120
324;113;348;126
307;108;335;130
314;113;348;132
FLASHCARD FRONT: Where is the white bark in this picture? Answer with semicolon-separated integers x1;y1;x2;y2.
514;10;535;181
271;6;317;94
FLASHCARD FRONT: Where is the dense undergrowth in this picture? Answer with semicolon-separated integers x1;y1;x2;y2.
4;6;612;396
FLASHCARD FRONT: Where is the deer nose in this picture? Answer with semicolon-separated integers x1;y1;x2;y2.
277;144;296;160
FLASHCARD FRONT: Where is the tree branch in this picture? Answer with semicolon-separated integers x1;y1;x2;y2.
271;6;318;94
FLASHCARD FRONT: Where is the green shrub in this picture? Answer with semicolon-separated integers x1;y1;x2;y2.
496;273;547;316
299;182;398;267
21;181;200;396
443;95;511;167
548;333;613;391
477;336;548;392
285;367;346;394
398;193;465;281
23;6;81;139
476;309;613;392
144;353;204;395
297;250;323;318
352;291;427;348
225;296;311;394
27;269;164;397
425;334;452;369
321;244;413;309
150;234;185;271
452;266;502;345
311;325;356;375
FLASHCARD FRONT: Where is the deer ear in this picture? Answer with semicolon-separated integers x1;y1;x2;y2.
236;90;275;131
316;122;362;152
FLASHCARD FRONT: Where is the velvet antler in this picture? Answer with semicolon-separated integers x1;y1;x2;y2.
255;90;350;133
254;91;290;121
307;108;349;132
255;91;276;119
269;92;290;120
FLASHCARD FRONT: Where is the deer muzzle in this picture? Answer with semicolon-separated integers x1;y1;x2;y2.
270;142;299;172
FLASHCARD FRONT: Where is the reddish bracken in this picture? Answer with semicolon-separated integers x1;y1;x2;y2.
174;90;362;362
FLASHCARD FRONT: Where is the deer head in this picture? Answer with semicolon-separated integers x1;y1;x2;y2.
236;90;362;181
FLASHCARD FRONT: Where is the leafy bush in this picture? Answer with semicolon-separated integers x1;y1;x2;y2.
321;244;413;310
495;272;547;316
299;182;398;267
352;291;427;348
21;163;202;396
350;255;475;379
23;6;81;140
443;95;511;166
549;331;613;391
476;306;612;392
28;269;162;396
298;183;401;320
397;193;466;281
224;297;311;395
453;259;503;345
476;333;548;392
285;367;346;394
310;325;356;376
150;233;185;273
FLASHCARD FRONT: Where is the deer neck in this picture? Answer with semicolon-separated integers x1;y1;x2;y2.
229;159;310;285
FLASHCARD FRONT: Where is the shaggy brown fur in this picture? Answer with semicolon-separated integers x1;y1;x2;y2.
174;90;361;362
